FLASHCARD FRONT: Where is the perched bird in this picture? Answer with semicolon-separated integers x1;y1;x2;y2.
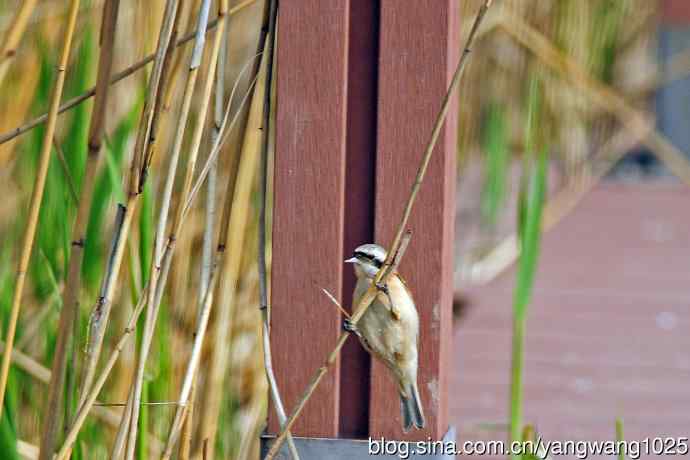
344;243;425;432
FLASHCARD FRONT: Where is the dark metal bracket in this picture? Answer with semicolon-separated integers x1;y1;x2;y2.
261;426;456;459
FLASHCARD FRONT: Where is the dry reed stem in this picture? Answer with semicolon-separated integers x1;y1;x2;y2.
163;43;269;460
77;0;181;415
56;278;151;460
0;339;163;455
178;7;229;460
256;0;300;458
195;0;274;444
110;3;189;453
0;0;82;421
0;0;38;85
178;379;195;460
55;50;260;460
0;0;258;146
263;2;493;458
160;266;221;459
498;11;690;186
124;1;224;456
38;1;121;458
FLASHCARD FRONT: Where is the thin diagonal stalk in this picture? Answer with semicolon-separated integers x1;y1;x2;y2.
179;8;229;460
0;0;38;85
162;47;269;460
197;0;273;447
125;0;212;460
123;1;220;457
111;7;187;458
256;0;299;459
76;0;181;414
163;50;266;459
0;341;164;457
263;2;493;458
160;264;219;460
55;50;261;460
0;0;82;420
38;1;121;458
0;0;258;146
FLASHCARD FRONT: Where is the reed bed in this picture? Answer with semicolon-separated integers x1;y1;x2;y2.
0;0;682;459
0;0;272;458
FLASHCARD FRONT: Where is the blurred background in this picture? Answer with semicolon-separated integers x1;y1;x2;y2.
0;0;689;458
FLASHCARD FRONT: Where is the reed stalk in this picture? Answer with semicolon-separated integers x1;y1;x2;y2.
0;0;82;421
0;0;258;147
0;0;39;86
161;43;269;460
121;2;215;457
76;0;181;416
178;8;229;460
53;47;260;460
0;339;163;455
264;2;493;458
37;1;121;458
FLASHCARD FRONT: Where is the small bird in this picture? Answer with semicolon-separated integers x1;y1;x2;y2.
344;243;425;432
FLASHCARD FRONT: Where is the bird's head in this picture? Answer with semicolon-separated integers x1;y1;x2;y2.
345;243;387;279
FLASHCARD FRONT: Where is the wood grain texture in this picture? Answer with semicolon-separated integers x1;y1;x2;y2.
339;0;379;439
269;0;350;437
370;0;459;441
662;0;690;23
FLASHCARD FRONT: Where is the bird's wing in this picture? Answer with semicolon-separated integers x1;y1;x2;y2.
377;282;402;321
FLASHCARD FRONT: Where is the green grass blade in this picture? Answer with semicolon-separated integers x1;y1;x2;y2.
480;103;509;229
510;77;548;460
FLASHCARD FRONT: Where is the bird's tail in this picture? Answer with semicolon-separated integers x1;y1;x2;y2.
400;383;425;432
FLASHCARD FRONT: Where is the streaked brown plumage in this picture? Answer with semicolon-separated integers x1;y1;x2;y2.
346;243;425;432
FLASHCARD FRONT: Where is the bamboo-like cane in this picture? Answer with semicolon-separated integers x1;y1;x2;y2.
0;339;124;429
0;0;39;86
0;0;82;421
54;57;260;460
0;0;259;147
37;1;121;459
196;0;273;447
76;0;181;416
110;7;187;458
161;42;270;460
122;2;215;457
179;7;230;460
263;2;494;458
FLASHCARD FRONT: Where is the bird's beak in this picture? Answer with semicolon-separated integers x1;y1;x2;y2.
344;257;357;264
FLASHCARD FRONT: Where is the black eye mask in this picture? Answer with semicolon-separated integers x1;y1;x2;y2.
353;251;383;268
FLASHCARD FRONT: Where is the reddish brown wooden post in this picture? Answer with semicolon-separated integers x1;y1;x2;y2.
269;0;350;437
662;0;690;23
370;0;459;441
269;0;459;450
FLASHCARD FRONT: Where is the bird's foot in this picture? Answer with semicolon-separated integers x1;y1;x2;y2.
342;318;358;334
375;281;390;296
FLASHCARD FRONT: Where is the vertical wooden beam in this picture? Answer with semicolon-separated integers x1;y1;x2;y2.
370;0;459;440
270;0;350;437
662;0;690;24
340;0;379;439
